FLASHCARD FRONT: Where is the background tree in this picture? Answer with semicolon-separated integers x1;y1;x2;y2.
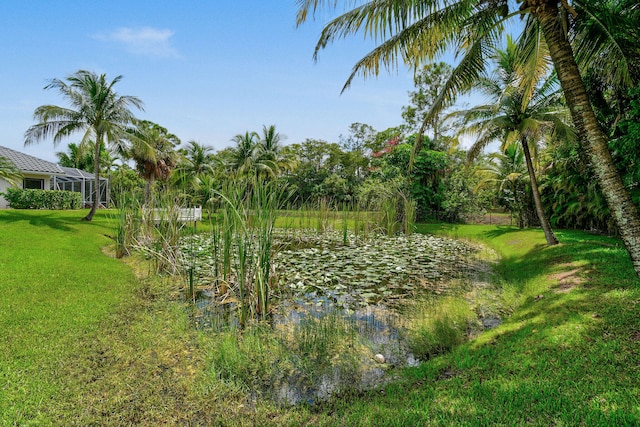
256;125;297;177
24;70;143;220
476;145;531;227
172;140;217;203
56;141;116;174
125;119;180;206
402;62;454;145
229;131;276;178
296;0;640;277
283;138;352;204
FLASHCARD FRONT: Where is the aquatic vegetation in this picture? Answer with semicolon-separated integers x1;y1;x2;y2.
181;228;483;312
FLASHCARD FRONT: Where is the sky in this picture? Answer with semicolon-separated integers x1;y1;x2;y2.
0;1;428;163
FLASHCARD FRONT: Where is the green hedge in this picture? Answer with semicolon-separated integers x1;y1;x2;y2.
3;188;82;210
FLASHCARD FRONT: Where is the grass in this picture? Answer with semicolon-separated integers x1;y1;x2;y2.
0;210;136;424
304;224;640;426
1;210;639;425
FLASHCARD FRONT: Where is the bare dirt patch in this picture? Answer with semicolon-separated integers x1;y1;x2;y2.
549;263;587;293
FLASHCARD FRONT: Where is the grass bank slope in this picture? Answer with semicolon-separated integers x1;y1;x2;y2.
305;224;640;426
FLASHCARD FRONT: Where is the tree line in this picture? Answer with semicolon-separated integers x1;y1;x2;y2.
15;0;640;278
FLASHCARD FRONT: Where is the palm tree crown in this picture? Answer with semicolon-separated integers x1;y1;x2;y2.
125;119;180;205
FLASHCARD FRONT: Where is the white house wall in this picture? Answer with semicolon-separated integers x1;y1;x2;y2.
0;178;11;208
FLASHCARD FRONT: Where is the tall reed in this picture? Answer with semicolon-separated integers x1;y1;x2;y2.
114;193;139;258
212;177;289;326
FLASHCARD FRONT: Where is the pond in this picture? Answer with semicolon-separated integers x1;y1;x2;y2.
179;228;500;405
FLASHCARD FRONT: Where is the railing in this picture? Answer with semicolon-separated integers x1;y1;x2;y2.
152;206;202;224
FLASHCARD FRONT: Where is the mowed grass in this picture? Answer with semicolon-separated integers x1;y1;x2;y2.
304;224;640;426
2;210;639;426
0;210;136;424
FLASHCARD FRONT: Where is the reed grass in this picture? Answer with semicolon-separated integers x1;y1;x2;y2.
402;296;478;359
208;178;290;325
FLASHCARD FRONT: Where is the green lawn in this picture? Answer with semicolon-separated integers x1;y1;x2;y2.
306;224;640;426
0;210;136;425
1;211;639;425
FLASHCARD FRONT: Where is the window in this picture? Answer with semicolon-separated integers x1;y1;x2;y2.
23;178;45;190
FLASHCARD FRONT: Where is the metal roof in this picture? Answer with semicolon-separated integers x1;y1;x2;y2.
0;145;65;175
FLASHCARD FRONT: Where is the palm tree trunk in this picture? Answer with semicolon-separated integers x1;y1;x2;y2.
83;136;102;221
521;137;558;245
536;1;640;278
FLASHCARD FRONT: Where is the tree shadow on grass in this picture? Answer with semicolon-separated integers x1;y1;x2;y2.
0;209;101;233
315;235;640;425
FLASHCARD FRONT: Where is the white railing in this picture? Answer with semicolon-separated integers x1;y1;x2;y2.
152;206;202;224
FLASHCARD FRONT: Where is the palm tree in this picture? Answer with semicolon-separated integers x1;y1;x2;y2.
0;156;22;188
56;142;91;170
229;131;277;178
56;141;116;173
476;145;530;227
124;119;180;206
297;0;640;277
24;70;143;220
172;140;218;203
257;125;297;177
181;140;216;177
455;38;573;244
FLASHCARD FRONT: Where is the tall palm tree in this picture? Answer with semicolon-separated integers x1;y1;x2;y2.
297;0;640;277
24;70;143;220
180;140;216;177
229;131;277;178
125;119;180;205
455;38;573;244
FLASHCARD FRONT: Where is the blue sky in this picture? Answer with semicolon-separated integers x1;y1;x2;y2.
1;1;423;163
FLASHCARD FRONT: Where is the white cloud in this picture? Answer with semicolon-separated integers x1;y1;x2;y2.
94;27;181;58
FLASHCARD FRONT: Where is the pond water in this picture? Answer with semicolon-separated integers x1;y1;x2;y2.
180;229;498;405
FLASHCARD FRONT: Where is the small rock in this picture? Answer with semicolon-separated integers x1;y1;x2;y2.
374;354;386;364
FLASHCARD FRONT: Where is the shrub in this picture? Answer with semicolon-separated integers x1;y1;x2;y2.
4;188;82;210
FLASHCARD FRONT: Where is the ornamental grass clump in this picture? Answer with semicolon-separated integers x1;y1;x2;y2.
114;193;139;258
403;296;478;359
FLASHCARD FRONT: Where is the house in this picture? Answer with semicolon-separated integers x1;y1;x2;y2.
0;145;109;209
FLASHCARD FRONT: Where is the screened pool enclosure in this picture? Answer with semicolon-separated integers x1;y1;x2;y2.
52;167;110;208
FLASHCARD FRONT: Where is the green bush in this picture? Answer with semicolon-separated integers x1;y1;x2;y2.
3;188;82;210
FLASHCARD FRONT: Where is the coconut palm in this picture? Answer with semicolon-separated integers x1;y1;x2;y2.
172;140;219;204
257;125;297;176
56;141;116;174
230;131;278;179
24;70;143;220
56;142;91;170
297;0;640;277
124;119;180;205
181;140;216;177
455;38;573;244
476;144;530;227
